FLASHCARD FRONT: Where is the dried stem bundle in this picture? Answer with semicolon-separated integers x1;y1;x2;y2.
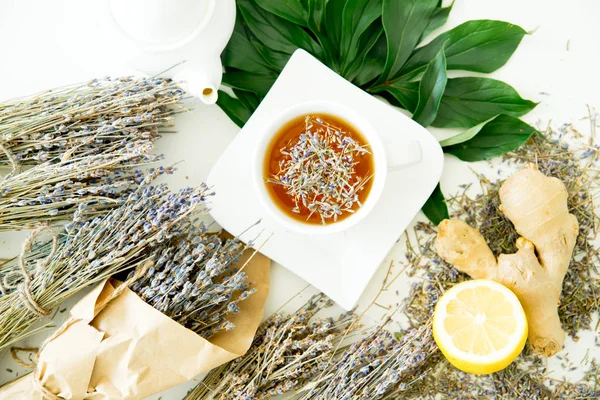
0;177;211;351
0;150;162;231
296;323;437;400
0;77;183;167
185;294;358;400
129;227;256;339
398;118;600;398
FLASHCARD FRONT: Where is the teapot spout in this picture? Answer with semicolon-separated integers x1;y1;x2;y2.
173;60;222;105
197;84;218;105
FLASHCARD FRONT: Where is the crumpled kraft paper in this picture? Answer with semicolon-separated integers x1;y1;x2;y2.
0;251;270;400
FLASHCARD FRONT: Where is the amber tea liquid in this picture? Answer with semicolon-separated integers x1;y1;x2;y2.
263;113;375;225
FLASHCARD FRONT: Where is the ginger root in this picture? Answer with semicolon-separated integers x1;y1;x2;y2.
435;164;579;357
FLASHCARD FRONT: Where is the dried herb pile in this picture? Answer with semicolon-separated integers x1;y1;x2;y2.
295;323;437;399
185;294;358;399
398;119;600;398
0;76;268;395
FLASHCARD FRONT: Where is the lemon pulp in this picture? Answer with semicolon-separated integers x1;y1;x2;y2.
433;279;528;374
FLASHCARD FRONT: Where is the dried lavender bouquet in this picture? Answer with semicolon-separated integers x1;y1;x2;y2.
0;76;183;166
0;174;211;351
295;323;437;400
128;226;257;339
0;149;161;231
185;294;358;400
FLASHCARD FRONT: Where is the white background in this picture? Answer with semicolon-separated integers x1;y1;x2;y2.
0;0;599;398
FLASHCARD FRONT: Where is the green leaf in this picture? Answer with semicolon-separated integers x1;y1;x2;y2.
233;89;261;112
255;0;308;26
222;70;277;97
420;1;454;41
370;81;419;111
306;0;339;66
307;0;327;34
378;0;438;83
217;91;253;128
432;77;538;128
325;0;347;58
238;0;322;57
399;20;527;80
442;114;537;161
340;0;383;69
222;19;276;74
353;33;388;86
438;116;497;147
412;48;447;126
251;37;291;72
325;0;346;44
344;21;384;80
422;184;449;225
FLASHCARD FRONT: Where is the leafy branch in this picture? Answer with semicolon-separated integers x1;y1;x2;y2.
217;0;538;224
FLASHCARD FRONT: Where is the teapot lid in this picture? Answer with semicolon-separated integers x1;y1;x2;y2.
109;0;216;52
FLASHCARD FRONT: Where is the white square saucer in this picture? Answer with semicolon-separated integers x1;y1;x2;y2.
207;50;443;310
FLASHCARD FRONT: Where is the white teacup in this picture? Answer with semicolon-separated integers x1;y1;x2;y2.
253;101;422;235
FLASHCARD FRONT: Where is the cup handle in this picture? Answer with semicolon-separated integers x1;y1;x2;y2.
385;140;422;172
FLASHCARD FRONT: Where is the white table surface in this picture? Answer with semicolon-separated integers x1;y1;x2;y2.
0;0;599;399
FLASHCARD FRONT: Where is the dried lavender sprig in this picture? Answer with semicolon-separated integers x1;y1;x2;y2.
129;227;254;339
0;177;212;351
551;359;600;398
0;148;162;231
0;76;183;166
296;323;437;400
267;115;372;224
185;294;358;400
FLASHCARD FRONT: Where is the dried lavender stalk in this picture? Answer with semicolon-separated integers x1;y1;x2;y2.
129;228;255;339
185;294;358;400
296;323;437;400
0;150;162;231
0;77;183;166
0;176;211;351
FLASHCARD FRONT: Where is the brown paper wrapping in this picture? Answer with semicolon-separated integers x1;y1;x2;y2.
0;251;270;400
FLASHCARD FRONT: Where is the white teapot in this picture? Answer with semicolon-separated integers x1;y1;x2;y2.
108;0;235;104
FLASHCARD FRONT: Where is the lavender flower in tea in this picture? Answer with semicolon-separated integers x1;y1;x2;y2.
265;115;374;225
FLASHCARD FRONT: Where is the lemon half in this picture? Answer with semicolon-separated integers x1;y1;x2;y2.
433;279;528;374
